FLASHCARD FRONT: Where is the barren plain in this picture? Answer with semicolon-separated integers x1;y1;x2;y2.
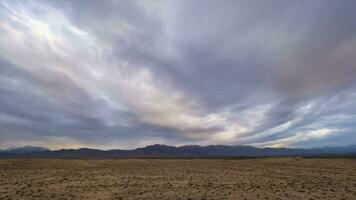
0;158;355;200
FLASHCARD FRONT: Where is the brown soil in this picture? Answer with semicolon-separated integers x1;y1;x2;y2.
0;158;355;199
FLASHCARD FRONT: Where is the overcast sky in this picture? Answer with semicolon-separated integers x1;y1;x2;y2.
0;0;356;149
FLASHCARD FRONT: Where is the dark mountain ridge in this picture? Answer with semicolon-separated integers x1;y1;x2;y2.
0;146;49;154
1;144;355;158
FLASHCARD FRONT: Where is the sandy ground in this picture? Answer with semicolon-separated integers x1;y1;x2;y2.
0;158;355;200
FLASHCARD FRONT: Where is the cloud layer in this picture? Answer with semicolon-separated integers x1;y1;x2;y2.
0;0;356;149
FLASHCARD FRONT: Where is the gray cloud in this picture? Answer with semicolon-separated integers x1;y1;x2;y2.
0;0;355;149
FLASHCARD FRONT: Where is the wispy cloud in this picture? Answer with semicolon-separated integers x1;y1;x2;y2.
0;0;356;149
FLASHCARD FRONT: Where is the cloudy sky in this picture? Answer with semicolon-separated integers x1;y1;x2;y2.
0;0;356;150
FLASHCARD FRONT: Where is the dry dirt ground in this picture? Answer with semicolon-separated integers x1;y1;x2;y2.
0;158;355;200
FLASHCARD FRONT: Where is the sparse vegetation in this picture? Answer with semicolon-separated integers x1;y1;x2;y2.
0;158;355;199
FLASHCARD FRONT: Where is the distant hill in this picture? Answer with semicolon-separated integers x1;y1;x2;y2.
1;144;355;158
0;152;11;158
0;146;49;154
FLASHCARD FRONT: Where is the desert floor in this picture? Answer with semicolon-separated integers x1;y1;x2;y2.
0;158;355;200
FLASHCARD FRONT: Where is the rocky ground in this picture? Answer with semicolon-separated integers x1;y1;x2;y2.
0;158;355;200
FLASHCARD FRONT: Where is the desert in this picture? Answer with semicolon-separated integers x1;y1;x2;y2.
0;158;355;200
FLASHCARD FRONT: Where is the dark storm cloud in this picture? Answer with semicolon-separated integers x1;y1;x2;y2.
0;0;355;149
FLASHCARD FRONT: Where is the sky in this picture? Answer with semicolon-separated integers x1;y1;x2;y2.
0;0;356;150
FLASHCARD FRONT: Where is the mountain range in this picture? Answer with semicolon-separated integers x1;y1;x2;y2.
1;144;356;158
